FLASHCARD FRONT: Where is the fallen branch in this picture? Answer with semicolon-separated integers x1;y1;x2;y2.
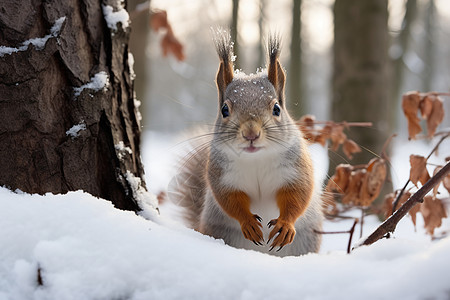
360;160;450;247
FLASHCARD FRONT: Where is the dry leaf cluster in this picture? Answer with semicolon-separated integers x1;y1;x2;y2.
409;155;450;194
383;153;450;236
298;115;362;159
384;192;447;235
150;10;185;61
402;91;445;139
325;158;387;209
319;90;448;239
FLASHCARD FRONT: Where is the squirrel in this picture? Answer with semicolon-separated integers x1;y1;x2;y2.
172;30;323;257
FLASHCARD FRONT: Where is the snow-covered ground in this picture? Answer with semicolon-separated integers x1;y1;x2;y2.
1;131;449;300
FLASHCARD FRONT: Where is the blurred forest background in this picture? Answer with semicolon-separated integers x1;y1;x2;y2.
128;0;450;167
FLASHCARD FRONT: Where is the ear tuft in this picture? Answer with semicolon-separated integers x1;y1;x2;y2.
212;28;234;104
267;34;286;106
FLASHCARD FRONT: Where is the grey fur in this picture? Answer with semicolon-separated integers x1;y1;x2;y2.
175;32;323;257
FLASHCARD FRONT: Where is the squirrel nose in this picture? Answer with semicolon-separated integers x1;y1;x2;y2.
242;132;260;141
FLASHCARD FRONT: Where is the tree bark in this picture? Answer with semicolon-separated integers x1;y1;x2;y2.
0;0;153;212
288;0;302;119
231;0;240;69
332;0;390;165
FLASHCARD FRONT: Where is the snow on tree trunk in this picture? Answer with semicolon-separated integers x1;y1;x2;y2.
0;0;156;212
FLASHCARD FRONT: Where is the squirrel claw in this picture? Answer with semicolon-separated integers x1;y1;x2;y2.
267;219;296;250
241;216;264;244
252;240;263;246
254;214;263;223
267;219;277;228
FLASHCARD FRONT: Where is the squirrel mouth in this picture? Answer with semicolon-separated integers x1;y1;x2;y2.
243;144;261;153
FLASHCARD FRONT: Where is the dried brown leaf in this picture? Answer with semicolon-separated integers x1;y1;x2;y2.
432;166;442;197
409;201;421;228
384;191;420;227
342;169;367;206
343;139;362;160
157;191;167;204
298;115;317;143
315;124;332;146
326;164;353;193
360;158;387;206
402;91;422;139
444;173;450;194
409;155;430;186
420;196;447;235
299;114;316;128
330;124;347;151
161;30;185;61
383;193;395;219
150;10;168;31
419;95;433;119
426;96;444;137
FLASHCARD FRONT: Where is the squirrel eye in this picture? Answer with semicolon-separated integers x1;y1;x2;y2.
272;102;281;116
221;103;230;118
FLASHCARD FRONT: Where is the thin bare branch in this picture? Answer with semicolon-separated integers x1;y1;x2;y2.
361;160;450;247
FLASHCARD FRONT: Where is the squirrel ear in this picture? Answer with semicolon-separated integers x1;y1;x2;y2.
267;35;286;107
213;29;234;104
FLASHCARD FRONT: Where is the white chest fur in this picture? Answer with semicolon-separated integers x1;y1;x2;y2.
220;149;298;222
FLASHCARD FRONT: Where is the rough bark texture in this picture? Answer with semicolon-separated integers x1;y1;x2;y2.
332;0;390;165
0;0;148;211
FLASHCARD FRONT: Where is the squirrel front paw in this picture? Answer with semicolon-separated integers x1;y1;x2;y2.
240;214;264;245
267;219;296;251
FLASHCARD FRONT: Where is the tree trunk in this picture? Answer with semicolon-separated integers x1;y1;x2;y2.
332;0;390;165
422;0;435;93
231;0;240;69
0;0;154;212
288;0;302;119
128;0;149;127
390;0;417;125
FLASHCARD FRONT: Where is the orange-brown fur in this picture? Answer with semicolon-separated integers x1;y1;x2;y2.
176;30;323;256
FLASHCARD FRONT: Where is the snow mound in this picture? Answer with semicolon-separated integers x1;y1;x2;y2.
1;187;450;300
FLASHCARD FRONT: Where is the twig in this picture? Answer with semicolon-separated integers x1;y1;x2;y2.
347;219;358;254
314;218;359;254
391;133;450;214
297;120;373;127
420;92;450;98
360;208;364;238
360;160;450;247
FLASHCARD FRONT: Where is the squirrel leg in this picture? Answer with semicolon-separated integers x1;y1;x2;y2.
268;184;313;251
215;190;264;245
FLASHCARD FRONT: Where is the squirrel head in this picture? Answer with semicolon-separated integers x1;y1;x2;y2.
212;30;297;155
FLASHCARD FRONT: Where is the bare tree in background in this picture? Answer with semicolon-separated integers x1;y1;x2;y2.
288;0;302;119
231;0;240;68
391;0;417;124
129;0;150;126
332;0;390;165
257;0;266;68
423;0;436;93
0;0;152;212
